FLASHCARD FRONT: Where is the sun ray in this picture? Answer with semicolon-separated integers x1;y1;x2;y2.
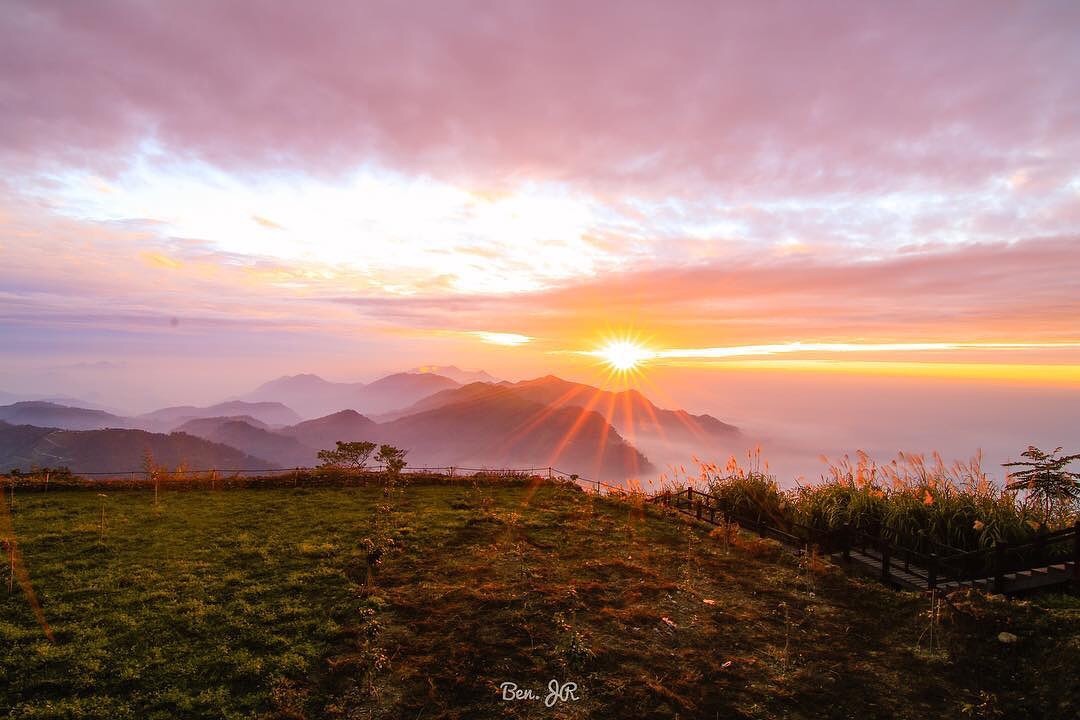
545;387;610;470
591;388;620;477
496;382;594;456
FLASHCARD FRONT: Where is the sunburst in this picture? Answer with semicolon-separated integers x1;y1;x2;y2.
595;339;655;373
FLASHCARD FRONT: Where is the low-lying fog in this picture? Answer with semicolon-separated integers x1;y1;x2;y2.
644;368;1080;488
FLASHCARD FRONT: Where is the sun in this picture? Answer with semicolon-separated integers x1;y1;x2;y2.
597;340;654;372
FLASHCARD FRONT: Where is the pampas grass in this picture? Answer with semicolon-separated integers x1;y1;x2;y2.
693;450;1066;555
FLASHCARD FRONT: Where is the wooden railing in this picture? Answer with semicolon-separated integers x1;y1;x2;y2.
649;486;1080;593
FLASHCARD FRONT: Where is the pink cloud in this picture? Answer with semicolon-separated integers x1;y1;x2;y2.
2;1;1079;199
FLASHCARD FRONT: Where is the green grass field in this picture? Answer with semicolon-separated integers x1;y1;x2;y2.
1;482;1078;719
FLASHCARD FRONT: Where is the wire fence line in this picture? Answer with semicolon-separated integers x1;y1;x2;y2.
48;466;556;477
3;464;650;498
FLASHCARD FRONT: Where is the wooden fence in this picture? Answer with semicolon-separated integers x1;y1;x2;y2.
651;487;1080;595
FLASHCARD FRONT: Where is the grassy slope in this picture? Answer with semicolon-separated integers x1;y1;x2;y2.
0;484;1077;719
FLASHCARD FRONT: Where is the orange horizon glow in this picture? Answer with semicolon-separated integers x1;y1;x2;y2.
659;359;1080;386
560;335;1080;389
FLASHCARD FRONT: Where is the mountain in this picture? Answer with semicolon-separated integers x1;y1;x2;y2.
375;392;654;480
0;421;272;474
378;381;510;421
139;401;302;430
0;401;132;431
241;372;459;418
175;417;315;467
174;415;271;432
509;376;740;443
384;376;739;444
280;410;378;451
354;373;459;415
409;365;499;384
241;374;367;419
0;393;122;413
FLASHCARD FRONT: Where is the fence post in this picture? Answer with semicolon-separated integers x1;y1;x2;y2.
709;507;716;524
756;510;764;537
927;553;938;590
695;500;702;520
993;542;1005;593
1034;530;1046;569
841;524;851;564
1072;520;1079;580
880;543;891;583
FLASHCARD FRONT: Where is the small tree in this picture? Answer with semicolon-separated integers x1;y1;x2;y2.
375;445;408;476
1003;446;1080;527
317;441;377;471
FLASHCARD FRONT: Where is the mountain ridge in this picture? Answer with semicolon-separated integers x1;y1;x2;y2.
0;401;133;431
0;421;273;473
240;372;460;418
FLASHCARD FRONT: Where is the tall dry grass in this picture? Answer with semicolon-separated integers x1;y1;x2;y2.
694;450;1068;554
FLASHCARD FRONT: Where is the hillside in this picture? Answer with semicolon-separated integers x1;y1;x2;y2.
2;483;1076;719
0;422;272;473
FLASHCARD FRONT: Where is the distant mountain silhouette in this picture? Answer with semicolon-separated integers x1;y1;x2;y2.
241;374;368;418
175;417;315;467
385;376;739;444
0;421;272;473
374;392;654;480
351;372;460;415
139;401;302;430
0;401;132;431
175;415;271;432
241;372;459;418
409;365;499;384
280;409;377;450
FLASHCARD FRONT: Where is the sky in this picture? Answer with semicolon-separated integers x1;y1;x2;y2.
1;1;1079;480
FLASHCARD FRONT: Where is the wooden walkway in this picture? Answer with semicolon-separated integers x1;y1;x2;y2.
651;487;1080;596
842;544;1076;594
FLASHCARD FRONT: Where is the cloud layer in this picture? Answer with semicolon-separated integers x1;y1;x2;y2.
1;0;1079;388
4;1;1080;192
